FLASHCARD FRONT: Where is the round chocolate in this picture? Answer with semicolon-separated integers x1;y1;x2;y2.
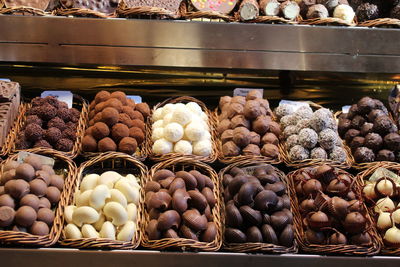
357;97;376;114
0;169;15;185
233;127;251;148
35;170;51;186
24;156;42;171
0;194;15;208
20;194;40;211
360;123;373;136
344;129;360;143
338;118;351;136
351;115;365;129
5;179;30;199
384;133;400;151
354;147;375;163
16;163;35;182
37;208;55;226
29;221;50;236
15;206;37;227
368;109;387;122
39;197;51;209
29;179;47;197
0;206;15;227
376;149;395;161
350;136;365;152
364;133;383;151
46;186;61;204
373;116;394;135
50;175;64;191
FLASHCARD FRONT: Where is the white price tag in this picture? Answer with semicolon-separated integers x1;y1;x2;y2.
17;152;55;167
233;88;263;97
342;105;351;114
127;95;142;104
41;91;73;108
279;100;310;111
0;78;11;82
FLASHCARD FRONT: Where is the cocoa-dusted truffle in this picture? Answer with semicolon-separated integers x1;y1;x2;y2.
98;137;117;152
121;106;135;120
243;100;261;120
231;115;250;129
92;122;110;140
249;131;261;146
298;128;318;149
364;133;383;151
350;136;365;151
351;115;365;129
354;147;375;163
82;135;97;152
384;133;400;151
289;145;309;161
62;128;76;140
243;144;261;156
246;90;263;100
344;129;360;143
261;144;279;159
132;110;145;121
252;115;271;135
131;119;145;132
360;123;373;136
233;127;251;147
56;108;71;122
232;96;246;105
118;137;138;154
286;134;299;149
118;113;133;128
136;103;151;118
311;147;327;159
338;118;351;136
129;127;144;145
356;3;379;22
373;116;394;135
330;146;347;162
262;132;278;145
15;206;37;227
104;98;123;112
268;121;282;137
222;141;241;157
44;127;62;145
111;123;129;142
38;103;57;121
26;115;42;127
47;117;66;131
219;96;232;109
25;123;44;142
95;90;111;103
226;103;244;119
55;138;73;151
221;130;234;143
95;103;105;113
101;107;119;126
307;4;329;18
34;140;52;149
368;109;386;122
110;91;127;105
376;149;395;161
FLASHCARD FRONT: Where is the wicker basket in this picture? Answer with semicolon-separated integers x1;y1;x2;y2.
59;152;146;249
116;0;181;19
180;0;234;22
280;102;353;169
146;96;218;163
54;7;114;17
0;151;77;246
355;161;400;255
287;166;381;256
0;6;48;15
300;17;356;26
246;15;299;24
7;94;88;159
141;157;222;251
358;18;400;28
218;159;298;253
0;104;26;157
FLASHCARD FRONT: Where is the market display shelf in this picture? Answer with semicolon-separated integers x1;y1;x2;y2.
1;15;400;73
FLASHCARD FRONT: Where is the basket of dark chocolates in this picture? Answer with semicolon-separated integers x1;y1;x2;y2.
55;0;118;17
288;164;381;255
116;0;182;19
220;160;297;253
356;2;400;28
337;96;400;169
276;101;353;169
0;0;49;15
60;152;146;249
10;94;88;159
299;1;356;26
358;162;400;255
147;96;218;163
0;151;76;246
82;90;150;161
142;157;222;251
216;90;282;165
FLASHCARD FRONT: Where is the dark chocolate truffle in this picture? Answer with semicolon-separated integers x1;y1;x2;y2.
38;103;57;121
118;137;138;154
47;117;66;131
384;133;400;151
20;194;40;211
231;115;250;129
111;123;129;142
31;97;45;107
5;179;30;199
69;108;80;123
0;206;15;227
62;128;77;141
344;129;360;143
34;140;52;149
243;100;262;120
16;163;35;182
15;206;37;227
92;122;110;140
82;135;97;152
128;127;145;145
98;137;117;152
358;97;376;114
249;132;261;146
351;115;366;129
95;91;111;103
356;3;379;22
101;107;119;126
46;186;61;204
57;108;72;122
350;136;365;152
26;115;43;127
360;123;373;136
221;130;234;144
222;141;241;157
29;179;47;197
44;127;62;145
242;144;261;156
43;96;60;108
29;221;50;236
37;208;55;226
110;91;127;105
364;133;383;151
373;116;394;135
368;109;386;122
261;144;279;159
338;118;351;136
55;138;74;152
354;147;375;163
347;104;359;119
136;103;151;118
376;149;395;161
233;127;251;147
25;123;44;142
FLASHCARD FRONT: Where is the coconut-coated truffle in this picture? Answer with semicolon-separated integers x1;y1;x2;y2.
102;107;119;126
34;140;52;149
295;106;313;119
129;127;144;145
193;140;212;156
111;123;129;142
275;104;294;119
280;115;298;129
330;146;347;162
82;135;97;152
310;108;334;132
319;128;338;151
373;116;395;135
354;147;375;163
233;127;251;147
185;122;206;142
311;147;327;159
344;129;360;143
95;91;111;103
152;127;164;142
243;144;261;156
55;138;73;151
118;137;138;154
44;127;62;145
296;119;311;132
289;145;309;161
163;122;184;142
286;134;299;149
298;128;318;149
26;115;43;127
364;133;383;151
25;123;44;142
283;125;298;139
98;137;117;152
333;4;355;23
174;140;193;154
153;138;173;154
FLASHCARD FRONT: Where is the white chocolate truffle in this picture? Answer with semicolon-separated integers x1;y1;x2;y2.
163;113;173;126
161;103;176;118
152;138;173;154
174;103;186;109
174;140;193;154
152;128;164;142
164;123;184;142
191;115;209;130
152;120;164;129
200;112;208;122
171;106;192;126
201;131;211;141
152;108;164;121
186;102;202;115
185;121;205;142
333;4;355;23
193;140;212;156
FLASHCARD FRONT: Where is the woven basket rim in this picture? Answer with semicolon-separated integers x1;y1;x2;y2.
146;96;218;163
141;157;223;251
247;15;299;24
0;5;48;15
287;166;381;256
8;94;88;159
218;159;298;253
357;18;400;28
54;7;115;18
116;0;180;19
1;104;25;157
59;151;147;249
299;17;356;26
0;150;77;246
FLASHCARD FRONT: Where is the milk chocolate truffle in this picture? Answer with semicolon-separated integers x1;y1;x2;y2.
20;194;40;211
262;132;279;145
82;135;97;152
244;100;262;120
356;3;379;22
110;91;127;105
55;138;73;151
384;133;400;151
338;118;351;136
30;179;47;197
50;175;64;191
111;123;129;142
46;186;60;204
16;163;35;182
36;171;51;186
44;127;62;145
364;133;383;151
261;144;279;159
34;140;52;149
252;115;271;135
39;197;51;209
102;107;119;126
6;179;30;199
0;206;15;227
98;137;117;152
246;90;263;100
311;147;327;160
136;103;151;118
48;117;66;131
344;129;360;143
29;221;49;236
243;144;261;156
26;115;43;127
37;208;55;226
95;91;111;103
354;147;375;163
226;103;244;119
376;149;395;161
360;123;373;136
131;119;145;132
232;96;246;106
247;131;260;146
104;98;123;112
219;96;232;108
351;115;365;129
218;119;231;134
118;113;133;128
93;113;103;123
133;110;145;121
1;170;15;185
233;127;251;147
129;127;145;145
231;115;250;129
0;194;15;208
15;206;37;227
350;136;365;151
222;141;241;157
221;130;234;143
25;123;44;142
92;122;110;140
307;4;329;18
289;145;309;161
118;137;138;154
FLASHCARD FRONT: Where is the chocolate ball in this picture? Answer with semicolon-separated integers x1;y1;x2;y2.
373;116;394;135
384;133;400;151
217;119;231;135
243;144;261;156
232;96;246;105
29;179;47;197
41;165;55;176
15;206;37;227
110;91;127;105
368;109;387;122
57;108;72;122
261;144;279;159
364;133;383;151
25;123;44;142
249;132;261;146
26;115;43;127
82;135;97;152
118;137;138;155
93;113;103;123
62;128;77;141
132;111;145;121
356;3;379;22
0;194;15;208
34;140;52;149
129;127;145;145
233;127;251;147
121;106;136;120
101;107;119;126
35;170;51;186
344;129;360;143
38;103;57;121
231;115;250;129
221;130;234;144
222;141;241;157
268;121;282;137
262;132;279;145
44;127;62;145
360;123;373;136
24;156;42;171
46;186;61;204
95;90;111;103
47;117;66;131
111;123;129;142
136;103;151;118
55;138;74;152
29;221;50;236
1;169;15;185
358;97;376;114
347;104;359;119
131;119;145;132
252;115;271;135
376;149;395;161
16;163;35;182
118;113;133;128
244;100;262;120
351;115;365;129
39;197;51;209
354;147;375;163
5;179;30;199
20;194;40;211
104;98;123;112
226;103;244;119
338;118;351;136
50;175;64;191
37;208;55;226
95;103;105;113
350;136;365;152
98;137;117;152
92;122;110;140
0;206;15;227
219;96;232;109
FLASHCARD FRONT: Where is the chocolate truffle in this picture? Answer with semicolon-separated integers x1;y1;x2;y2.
66;121;77;131
296;119;311;132
364;133;383;151
131;119;145;132
118;137;138;154
354;147;375;163
98;137;117;152
218;119;231;134
4;161;19;172
37;208;55;226
118;113;134;128
358;97;376;114
136;103;151;118
316;0;338;11
95;91;111;103
231;115;250;129
233;127;251;147
221;129;234;143
24;157;41;171
129;127;145;145
38;197;51;209
104;98;123;112
295;106;313;119
289;145;309;161
50;175;64;191
121;106;136;120
44;127;62;145
368;109;387;122
102;107;119;126
269;121;282;137
329;146;347;162
246;90;262;100
111;123;129;142
384;133;400;151
298;128;318;149
31;97;45;107
222;141;241;157
26;115;42;127
347;104;359;119
356;3;379;22
307;4;329;18
351;115;366;129
55;138;74;152
16;163;35;182
34;140;52;149
262;132;278;145
82;135;97;152
243;144;261;156
5;179;30;199
47;117;66;131
261;144;279;159
283;125;298;139
253;115;271;135
93;112;103;123
225;103;244;119
57;108;72;122
311;147;327;159
25;123;44;142
41;165;55;176
0;206;15;227
43;96;60;108
219;96;232;109
15;206;37;227
1;170;15;185
338;118;351;136
344;129;360;143
286;134;299;149
319;129;338;151
374;99;388;113
36;171;51;186
20;194;40;211
232;96;246;105
29;221;49;236
39;103;57;121
373;116;395;135
46;186;60;204
62;128;77;141
29;179;47;197
310;108;333;132
275;104;294;119
376;149;395;161
110;91;127;105
350;136;365;151
92;122;110;140
132;110;145;121
360;123;373;136
0;194;15;208
244;100;262;120
249;132;261;146
280;115;298;129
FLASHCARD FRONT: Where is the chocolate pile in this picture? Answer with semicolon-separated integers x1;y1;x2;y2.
82;91;150;155
293;165;371;246
223;165;294;246
0;154;63;236
348;0;399;20
16;96;80;152
0;81;20;148
338;96;399;163
218;90;281;160
60;0;119;13
144;169;218;242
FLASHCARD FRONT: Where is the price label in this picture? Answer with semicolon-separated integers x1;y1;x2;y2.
342;105;351;114
279;100;310;111
127;95;142;104
17;152;55;167
233;88;264;97
41;91;73;108
0;78;11;82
